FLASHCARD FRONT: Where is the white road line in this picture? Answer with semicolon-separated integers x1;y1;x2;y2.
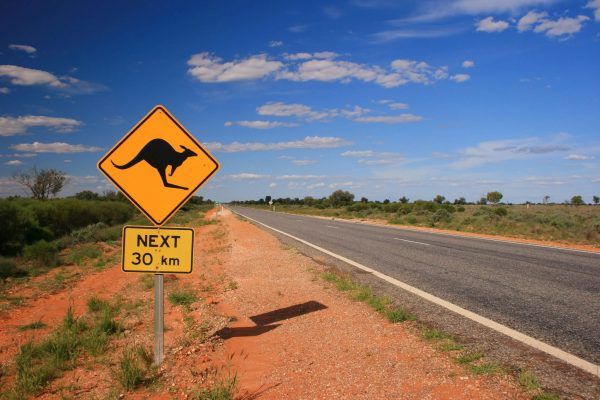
229;208;600;378
394;238;430;246
326;225;339;229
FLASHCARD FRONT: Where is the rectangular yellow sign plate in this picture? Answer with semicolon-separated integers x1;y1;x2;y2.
122;226;194;274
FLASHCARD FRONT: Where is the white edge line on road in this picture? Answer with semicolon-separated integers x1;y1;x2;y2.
229;208;600;378
275;211;600;256
394;238;431;246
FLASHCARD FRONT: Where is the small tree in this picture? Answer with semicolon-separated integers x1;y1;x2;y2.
454;197;467;205
13;167;68;200
543;195;550;205
477;197;487;205
571;195;584;205
74;190;100;200
329;190;354;207
399;196;409;204
433;195;445;204
265;195;272;204
593;195;599;205
360;197;368;203
486;191;503;204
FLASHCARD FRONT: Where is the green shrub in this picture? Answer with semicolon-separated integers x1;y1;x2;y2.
22;240;60;268
71;222;109;243
457;206;466;212
116;345;153;390
431;209;452;224
68;244;102;265
168;289;197;307
493;207;508;217
0;257;27;279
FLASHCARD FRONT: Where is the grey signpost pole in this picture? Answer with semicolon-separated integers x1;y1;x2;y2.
154;273;164;365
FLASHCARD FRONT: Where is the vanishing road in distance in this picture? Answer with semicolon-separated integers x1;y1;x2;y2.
228;206;600;368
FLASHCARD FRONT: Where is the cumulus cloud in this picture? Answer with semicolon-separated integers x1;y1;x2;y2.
0;115;82;136
10;142;103;153
268;40;283;47
204;136;352;153
451;73;470;82
354;114;423;124
0;65;105;93
4;160;23;165
188;52;465;88
565;154;594;160
476;16;510;32
8;44;36;54
224;120;299;129
0;87;9;94
587;0;600;21
517;10;548;31
462;60;475;68
533;15;589;37
187;53;283;82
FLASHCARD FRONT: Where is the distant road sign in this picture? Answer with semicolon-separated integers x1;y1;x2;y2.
122;226;194;273
98;105;220;226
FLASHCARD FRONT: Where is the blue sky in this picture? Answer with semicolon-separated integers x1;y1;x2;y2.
1;0;599;203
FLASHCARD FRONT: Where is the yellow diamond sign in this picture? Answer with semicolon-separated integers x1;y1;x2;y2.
98;105;219;225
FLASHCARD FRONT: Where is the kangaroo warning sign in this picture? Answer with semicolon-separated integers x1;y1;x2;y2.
98;105;220;225
122;226;194;273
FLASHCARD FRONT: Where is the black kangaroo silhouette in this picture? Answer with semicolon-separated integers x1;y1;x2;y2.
112;138;197;190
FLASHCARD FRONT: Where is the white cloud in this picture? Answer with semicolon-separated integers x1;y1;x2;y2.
462;60;475;68
257;101;369;121
284;51;338;60
289;25;308;33
0;87;9;94
354;114;423;124
388;102;409;110
565;154;594;160
0;115;82;136
8;44;36;54
453;137;570;168
278;174;327;180
10;142;103;153
269;182;277;188
4;160;23;165
0;65;64;87
268;40;283;47
227;173;267;180
451;73;470;82
533;15;589;37
204;136;352;153
476;17;510;32
342;150;404;165
0;65;105;93
292;159;317;166
187;53;283;82
587;0;600;21
517;10;548;31
224;120;299;129
372;27;464;42
187;52;465;89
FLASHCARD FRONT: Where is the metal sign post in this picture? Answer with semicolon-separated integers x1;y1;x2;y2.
154;273;164;366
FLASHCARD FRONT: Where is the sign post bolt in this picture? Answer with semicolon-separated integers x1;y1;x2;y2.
153;273;164;366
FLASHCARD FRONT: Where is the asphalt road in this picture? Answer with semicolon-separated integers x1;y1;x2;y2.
228;206;600;366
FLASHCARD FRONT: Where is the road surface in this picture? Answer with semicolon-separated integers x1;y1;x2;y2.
228;206;600;369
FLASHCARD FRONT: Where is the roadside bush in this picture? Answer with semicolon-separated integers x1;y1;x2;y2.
457;206;466;212
71;222;109;243
346;202;369;212
383;202;400;213
431;209;452;224
22;240;60;268
0;258;27;279
493;207;508;217
0;200;38;255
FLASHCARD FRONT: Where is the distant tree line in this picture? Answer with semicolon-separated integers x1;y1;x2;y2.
231;190;599;207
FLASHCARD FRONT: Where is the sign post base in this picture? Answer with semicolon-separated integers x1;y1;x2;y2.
153;274;164;366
